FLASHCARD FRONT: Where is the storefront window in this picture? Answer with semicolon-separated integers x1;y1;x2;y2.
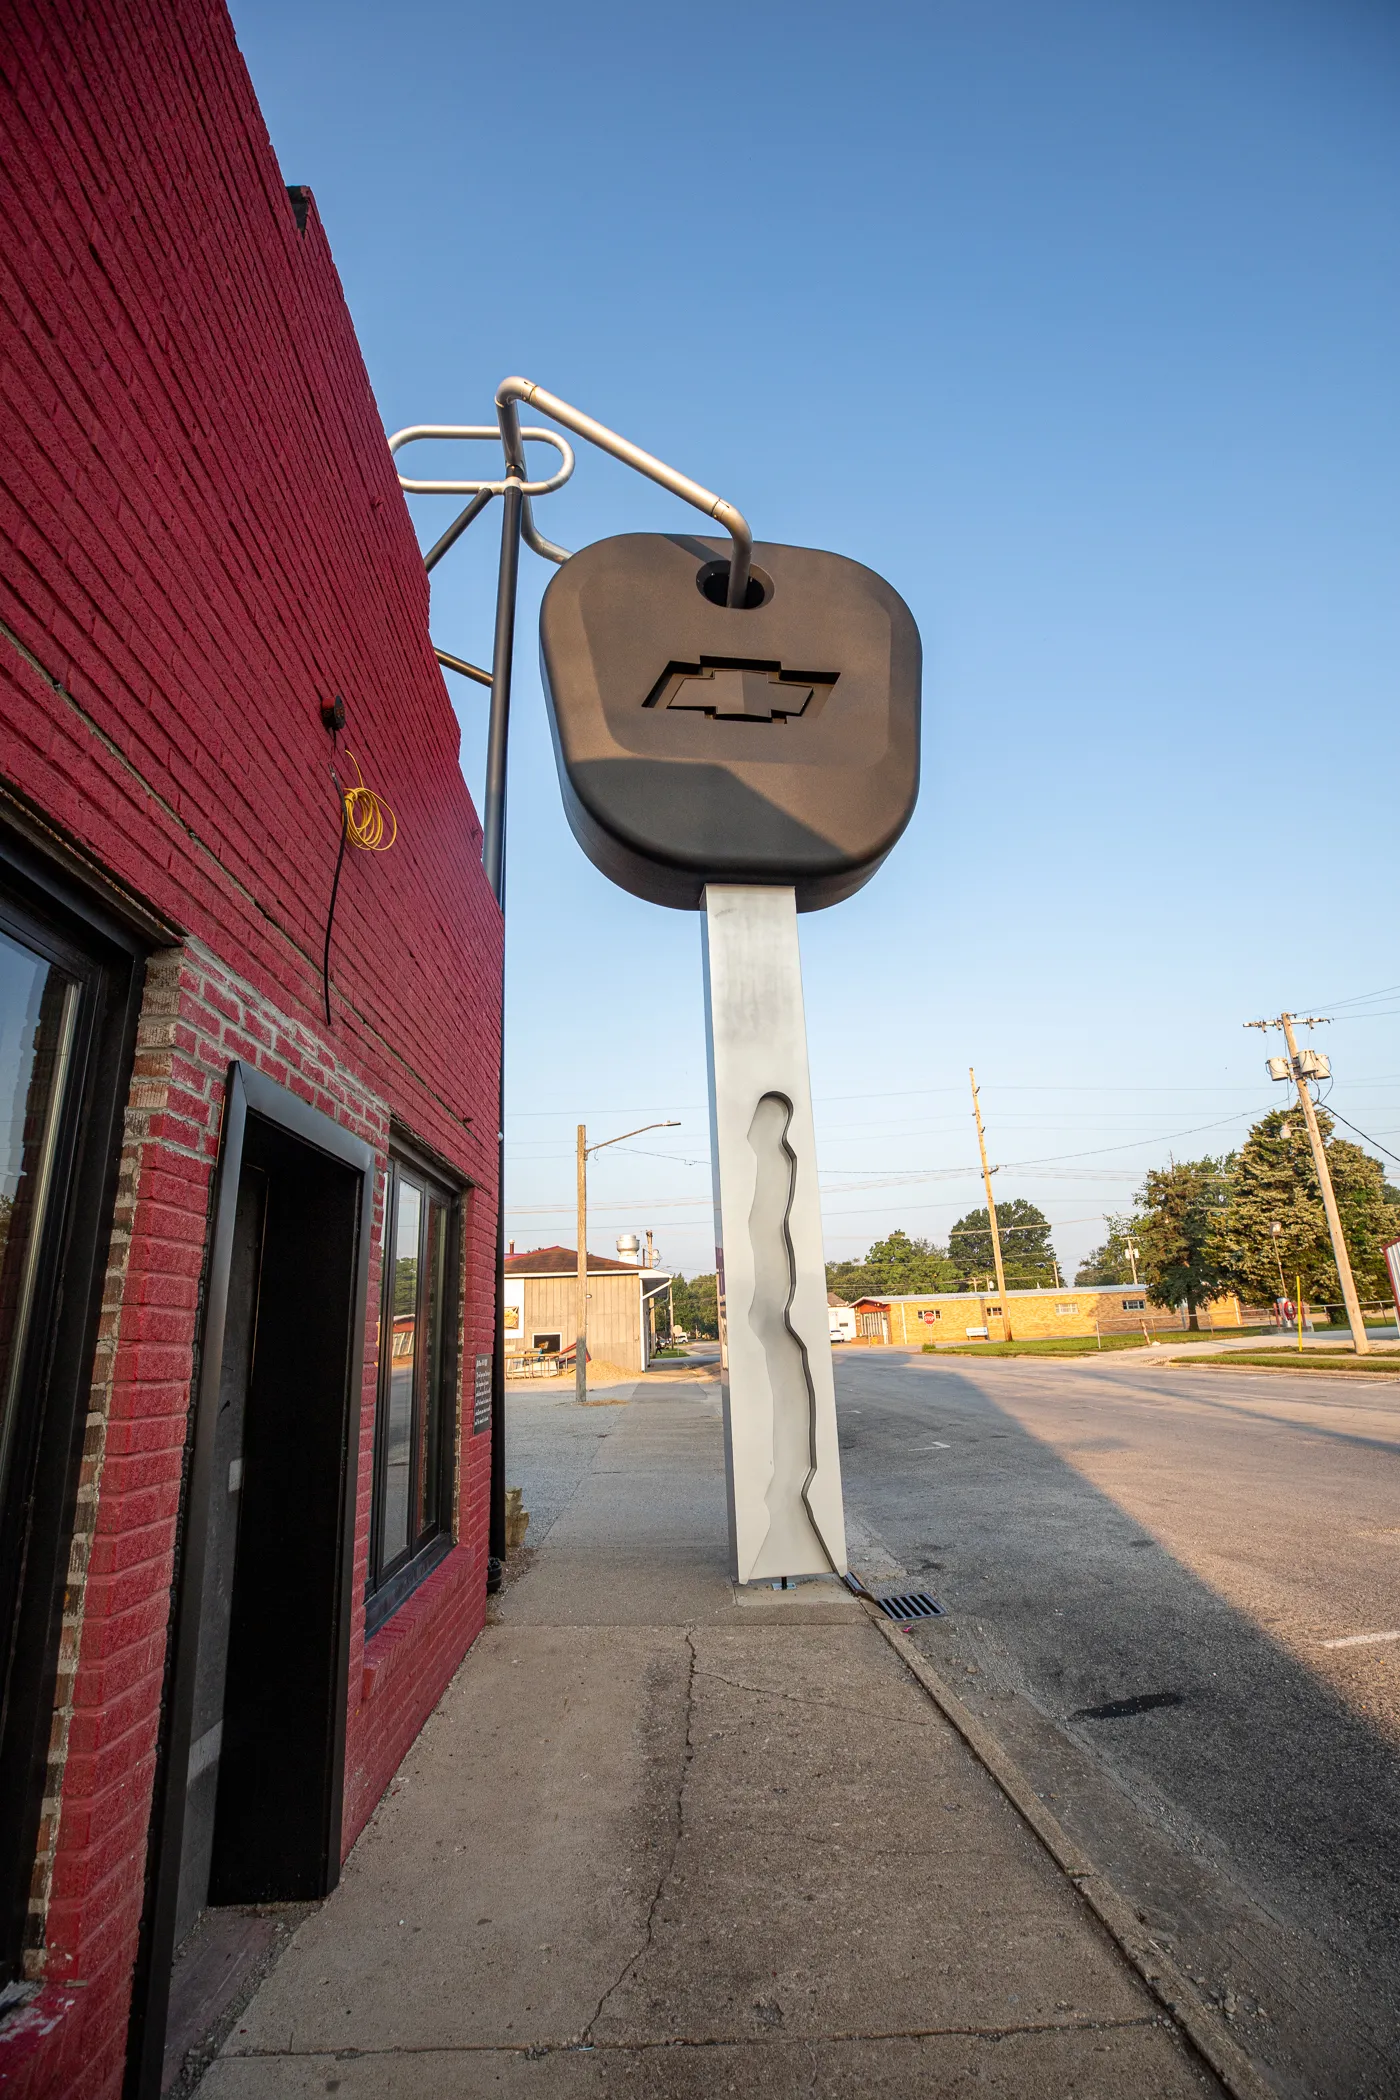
0;863;141;1986
368;1153;459;1624
0;927;79;1519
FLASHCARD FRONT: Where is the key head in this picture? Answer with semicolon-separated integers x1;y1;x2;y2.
537;534;921;910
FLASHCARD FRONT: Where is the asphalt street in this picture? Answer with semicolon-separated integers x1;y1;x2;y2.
833;1347;1400;2100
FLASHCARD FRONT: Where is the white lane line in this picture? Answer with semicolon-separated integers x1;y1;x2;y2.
1319;1630;1400;1649
921;1441;952;1449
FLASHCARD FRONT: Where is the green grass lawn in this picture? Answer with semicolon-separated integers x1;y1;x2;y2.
931;1334;1150;1358
1165;1349;1400;1374
927;1324;1282;1360
1147;1325;1281;1343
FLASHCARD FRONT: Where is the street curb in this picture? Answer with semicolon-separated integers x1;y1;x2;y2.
863;1607;1277;2100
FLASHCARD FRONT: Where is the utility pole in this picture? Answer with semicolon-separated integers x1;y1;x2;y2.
1247;1011;1369;1355
645;1228;658;1357
576;1120;680;1401
970;1067;1011;1337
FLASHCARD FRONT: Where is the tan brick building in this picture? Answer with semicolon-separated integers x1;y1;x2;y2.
850;1282;1245;1346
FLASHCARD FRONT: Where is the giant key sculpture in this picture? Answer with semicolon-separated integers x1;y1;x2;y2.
393;384;922;1584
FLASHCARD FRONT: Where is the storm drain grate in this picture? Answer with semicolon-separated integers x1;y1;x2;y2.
845;1574;945;1622
875;1590;946;1623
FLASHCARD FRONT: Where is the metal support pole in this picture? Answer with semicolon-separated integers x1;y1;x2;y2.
702;886;846;1585
483;482;522;900
486;482;523;1578
434;647;492;687
576;1126;588;1403
645;1228;658;1361
424;488;494;574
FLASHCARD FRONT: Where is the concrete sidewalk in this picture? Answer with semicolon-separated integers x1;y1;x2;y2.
200;1383;1229;2097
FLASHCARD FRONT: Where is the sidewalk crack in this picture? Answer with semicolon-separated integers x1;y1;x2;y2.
580;1628;697;2042
694;1667;933;1729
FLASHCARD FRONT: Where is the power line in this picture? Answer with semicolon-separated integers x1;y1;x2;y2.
1320;1106;1400;1169
506;1076;1400;1128
1296;979;1400;1013
995;1110;1252;1170
518;1108;1264;1186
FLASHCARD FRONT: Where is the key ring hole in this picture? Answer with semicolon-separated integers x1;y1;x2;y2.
697;559;773;610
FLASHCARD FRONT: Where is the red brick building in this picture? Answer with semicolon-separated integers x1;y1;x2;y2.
0;2;500;2091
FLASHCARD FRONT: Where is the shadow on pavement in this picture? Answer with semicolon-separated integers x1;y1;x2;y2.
834;1351;1400;2100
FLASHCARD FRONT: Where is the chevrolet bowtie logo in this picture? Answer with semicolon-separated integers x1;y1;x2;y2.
644;658;838;722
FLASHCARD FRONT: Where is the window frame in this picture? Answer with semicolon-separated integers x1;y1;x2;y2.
366;1139;464;1632
0;820;148;1985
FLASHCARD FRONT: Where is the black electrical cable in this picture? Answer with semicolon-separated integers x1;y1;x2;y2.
319;724;397;1028
322;793;349;1027
1318;1103;1400;1169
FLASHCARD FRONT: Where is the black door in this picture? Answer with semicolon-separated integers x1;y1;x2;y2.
171;1161;265;1944
128;1064;373;2098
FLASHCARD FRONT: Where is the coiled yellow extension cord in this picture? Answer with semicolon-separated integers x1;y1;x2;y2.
338;748;398;852
323;748;398;1022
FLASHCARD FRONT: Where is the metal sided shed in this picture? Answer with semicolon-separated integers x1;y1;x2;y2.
504;1246;671;1374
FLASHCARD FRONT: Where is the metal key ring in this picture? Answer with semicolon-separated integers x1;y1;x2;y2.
387;423;575;496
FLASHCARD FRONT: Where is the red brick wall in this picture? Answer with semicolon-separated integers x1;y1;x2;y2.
0;0;501;2091
0;0;499;1163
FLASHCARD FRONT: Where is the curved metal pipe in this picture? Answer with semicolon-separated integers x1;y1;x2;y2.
388;422;575;497
496;377;753;607
520;494;571;567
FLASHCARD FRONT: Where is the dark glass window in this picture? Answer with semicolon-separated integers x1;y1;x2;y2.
0;855;143;1985
0;929;80;1512
368;1153;459;1626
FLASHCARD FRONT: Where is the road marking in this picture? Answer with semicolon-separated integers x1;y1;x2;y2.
1319;1630;1400;1649
921;1440;952;1449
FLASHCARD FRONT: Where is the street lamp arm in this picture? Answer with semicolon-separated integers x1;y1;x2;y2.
575;1118;681;1404
587;1119;681;1156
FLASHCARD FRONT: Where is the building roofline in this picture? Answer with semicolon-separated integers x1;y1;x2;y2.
503;1243;669;1278
852;1282;1154;1305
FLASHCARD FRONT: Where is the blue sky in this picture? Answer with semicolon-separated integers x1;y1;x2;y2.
230;0;1400;1280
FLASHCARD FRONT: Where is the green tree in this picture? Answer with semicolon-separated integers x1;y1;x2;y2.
1216;1108;1400;1311
668;1271;719;1338
947;1199;1057;1290
1135;1158;1229;1327
826;1228;958;1301
1076;1214;1141;1286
